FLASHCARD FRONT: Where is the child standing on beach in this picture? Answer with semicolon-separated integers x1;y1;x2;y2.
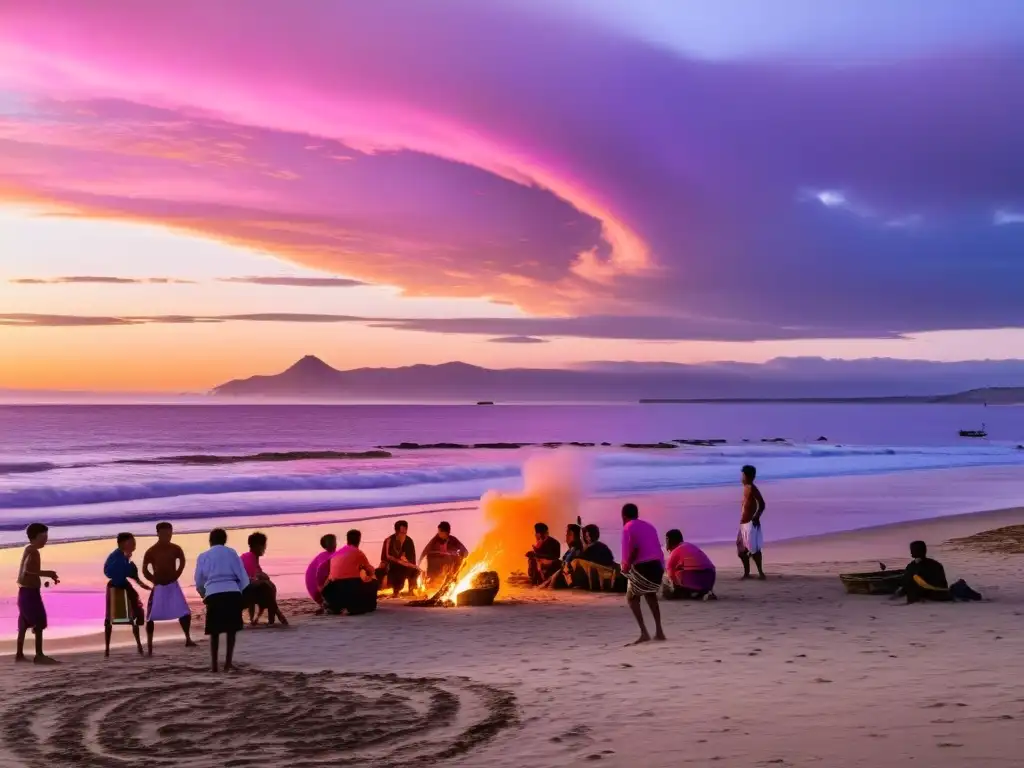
16;523;60;664
737;465;766;580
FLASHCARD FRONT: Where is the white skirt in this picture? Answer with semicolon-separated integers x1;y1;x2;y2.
737;522;764;555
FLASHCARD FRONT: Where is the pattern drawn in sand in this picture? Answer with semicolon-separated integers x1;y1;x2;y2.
2;665;517;767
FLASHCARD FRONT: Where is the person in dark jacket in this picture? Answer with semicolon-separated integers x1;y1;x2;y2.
419;521;470;586
376;520;420;596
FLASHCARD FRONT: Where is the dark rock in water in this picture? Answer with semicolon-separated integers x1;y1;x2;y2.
382;441;530;450
621;442;677;449
570;442;596;447
382;442;470;450
816;436;829;442
601;442;612;446
476;401;495;406
121;450;392;466
1017;445;1024;450
761;437;789;444
673;438;727;447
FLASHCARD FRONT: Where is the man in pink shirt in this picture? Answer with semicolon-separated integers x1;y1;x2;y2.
620;503;666;645
664;529;717;600
305;534;337;613
321;530;378;615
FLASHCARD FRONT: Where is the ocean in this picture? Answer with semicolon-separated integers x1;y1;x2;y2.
2;402;1022;546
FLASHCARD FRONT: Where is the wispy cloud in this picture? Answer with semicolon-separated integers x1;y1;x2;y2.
487;336;549;344
217;276;367;287
9;276;196;285
0;312;903;341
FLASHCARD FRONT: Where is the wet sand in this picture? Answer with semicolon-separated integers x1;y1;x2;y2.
2;506;1023;766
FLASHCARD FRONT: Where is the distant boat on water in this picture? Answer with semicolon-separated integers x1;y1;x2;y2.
959;423;987;438
476;401;495;406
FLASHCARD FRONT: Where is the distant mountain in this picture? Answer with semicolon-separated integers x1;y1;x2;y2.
211;356;1024;402
932;387;1024;404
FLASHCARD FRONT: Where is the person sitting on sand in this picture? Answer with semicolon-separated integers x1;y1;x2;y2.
142;522;196;655
737;465;766;580
579;524;616;567
664;529;717;600
305;534;337;614
194;528;249;673
621;503;666;644
568;524;624;591
526;522;561;586
540;524;584;589
103;533;150;655
899;541;951;603
420;522;470;586
16;522;60;665
322;529;379;615
240;532;288;626
377;520;420;596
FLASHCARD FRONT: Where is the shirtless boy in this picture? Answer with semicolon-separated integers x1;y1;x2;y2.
737;465;766;579
142;522;196;655
16;523;60;664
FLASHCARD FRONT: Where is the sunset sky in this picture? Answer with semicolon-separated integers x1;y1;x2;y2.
2;0;1023;391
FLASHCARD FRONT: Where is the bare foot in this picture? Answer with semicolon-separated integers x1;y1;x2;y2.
185;640;198;648
147;649;153;657
626;633;651;646
758;574;767;581
14;655;30;664
654;631;667;641
739;574;751;580
33;655;60;665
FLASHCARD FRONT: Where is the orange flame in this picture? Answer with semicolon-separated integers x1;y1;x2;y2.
461;451;590;579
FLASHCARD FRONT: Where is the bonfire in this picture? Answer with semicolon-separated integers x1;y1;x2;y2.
408;557;500;607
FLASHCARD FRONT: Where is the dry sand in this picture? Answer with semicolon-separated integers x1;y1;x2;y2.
3;507;1024;767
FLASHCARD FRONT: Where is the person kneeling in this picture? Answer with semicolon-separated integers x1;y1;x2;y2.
663;529;717;600
322;530;379;616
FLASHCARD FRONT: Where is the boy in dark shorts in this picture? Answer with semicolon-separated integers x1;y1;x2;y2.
16;523;60;664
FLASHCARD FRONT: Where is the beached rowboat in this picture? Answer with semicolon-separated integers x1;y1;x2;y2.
839;568;905;595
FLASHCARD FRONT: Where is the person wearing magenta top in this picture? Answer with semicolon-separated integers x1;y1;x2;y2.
664;529;717;600
620;503;666;645
240;532;288;626
305;534;338;613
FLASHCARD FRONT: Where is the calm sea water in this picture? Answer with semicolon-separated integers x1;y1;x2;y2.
1;403;1022;545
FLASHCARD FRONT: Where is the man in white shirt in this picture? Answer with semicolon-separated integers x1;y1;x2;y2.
194;528;249;673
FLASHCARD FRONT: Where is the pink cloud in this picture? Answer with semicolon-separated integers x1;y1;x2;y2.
0;1;650;311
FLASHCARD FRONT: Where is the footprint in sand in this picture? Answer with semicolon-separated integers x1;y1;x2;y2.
2;664;517;767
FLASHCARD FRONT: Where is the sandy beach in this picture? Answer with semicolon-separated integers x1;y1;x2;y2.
1;505;1022;767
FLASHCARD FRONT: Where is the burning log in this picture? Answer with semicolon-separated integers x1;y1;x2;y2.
456;571;500;607
408;568;500;608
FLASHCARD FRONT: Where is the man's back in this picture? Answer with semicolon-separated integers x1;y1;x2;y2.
908;556;947;589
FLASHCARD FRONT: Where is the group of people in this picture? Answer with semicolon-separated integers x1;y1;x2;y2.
303;519;471;616
16;462;973;666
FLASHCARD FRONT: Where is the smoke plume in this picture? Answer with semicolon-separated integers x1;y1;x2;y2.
469;451;591;578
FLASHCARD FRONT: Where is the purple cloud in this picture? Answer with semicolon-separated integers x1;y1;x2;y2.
0;1;1022;340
